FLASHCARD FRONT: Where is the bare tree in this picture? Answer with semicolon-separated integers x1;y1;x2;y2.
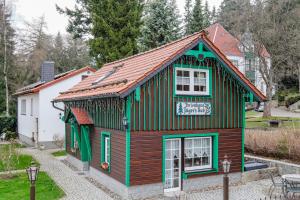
2;0;9;116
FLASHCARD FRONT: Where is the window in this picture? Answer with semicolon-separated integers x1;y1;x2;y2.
101;132;111;171
230;59;239;67
21;99;26;115
30;98;33;116
245;59;252;71
175;68;210;96
104;137;110;164
184;137;212;171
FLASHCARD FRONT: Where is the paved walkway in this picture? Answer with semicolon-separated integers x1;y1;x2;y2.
21;148;112;200
187;179;274;200
20;148;277;200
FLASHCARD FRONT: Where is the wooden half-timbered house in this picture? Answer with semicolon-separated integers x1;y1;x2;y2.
54;31;266;199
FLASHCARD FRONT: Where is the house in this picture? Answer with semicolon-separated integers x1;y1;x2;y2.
54;31;266;199
15;62;95;148
206;23;271;95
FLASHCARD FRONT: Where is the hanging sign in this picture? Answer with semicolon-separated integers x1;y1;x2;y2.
176;102;211;115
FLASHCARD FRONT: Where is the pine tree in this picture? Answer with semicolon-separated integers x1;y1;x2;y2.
139;0;182;51
190;0;204;33
203;1;210;28
184;0;193;35
210;6;217;24
58;0;142;67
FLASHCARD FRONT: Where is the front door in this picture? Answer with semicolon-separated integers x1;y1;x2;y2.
164;138;181;192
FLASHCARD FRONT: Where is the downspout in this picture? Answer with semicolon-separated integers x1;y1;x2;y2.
51;101;64;112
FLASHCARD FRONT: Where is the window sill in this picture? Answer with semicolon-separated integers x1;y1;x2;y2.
173;94;212;98
182;168;218;179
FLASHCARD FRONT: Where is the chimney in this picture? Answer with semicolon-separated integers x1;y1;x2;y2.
41;61;55;82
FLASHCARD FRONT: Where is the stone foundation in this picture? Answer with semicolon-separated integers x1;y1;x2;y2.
19;134;59;149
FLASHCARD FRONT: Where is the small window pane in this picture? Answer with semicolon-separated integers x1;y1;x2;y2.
183;71;189;77
183;85;189;91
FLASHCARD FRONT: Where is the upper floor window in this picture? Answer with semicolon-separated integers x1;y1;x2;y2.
230;59;239;67
21;99;26;115
245;59;252;71
175;68;210;96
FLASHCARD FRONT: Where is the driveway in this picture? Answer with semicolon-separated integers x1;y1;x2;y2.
271;107;300;118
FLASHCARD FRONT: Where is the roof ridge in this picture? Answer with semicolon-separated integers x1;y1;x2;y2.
103;31;203;67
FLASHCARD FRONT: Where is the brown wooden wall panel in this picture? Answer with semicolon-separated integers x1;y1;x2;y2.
130;128;242;186
89;128;126;184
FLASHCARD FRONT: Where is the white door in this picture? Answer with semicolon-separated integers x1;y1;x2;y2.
164;138;181;192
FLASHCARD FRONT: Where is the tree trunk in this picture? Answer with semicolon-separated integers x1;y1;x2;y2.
298;63;300;94
3;0;9;117
263;84;272;117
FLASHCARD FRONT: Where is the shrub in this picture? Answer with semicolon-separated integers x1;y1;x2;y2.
285;95;300;107
0;116;16;133
245;128;300;160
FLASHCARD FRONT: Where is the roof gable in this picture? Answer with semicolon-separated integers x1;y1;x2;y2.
55;31;266;102
15;66;96;96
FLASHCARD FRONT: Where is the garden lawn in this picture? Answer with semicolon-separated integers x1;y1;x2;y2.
0;145;39;172
51;150;66;157
246;116;300;129
0;172;65;200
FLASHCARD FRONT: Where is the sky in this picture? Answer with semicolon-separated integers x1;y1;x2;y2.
11;0;222;35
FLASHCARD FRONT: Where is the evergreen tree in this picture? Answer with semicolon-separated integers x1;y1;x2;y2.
203;1;210;28
190;0;204;33
184;0;193;35
58;0;143;67
139;0;182;51
210;6;217;24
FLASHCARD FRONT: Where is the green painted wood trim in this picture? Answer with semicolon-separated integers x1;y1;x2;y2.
162;132;219;182
148;82;151;131
163;70;166;130
143;85;146;130
242;96;245;172
167;67;170;130
182;169;218;180
70;124;74;148
184;42;216;61
158;75;161;130
82;126;92;161
154;76;157;131
125;97;131;186
135;86;141;102
100;131;111;173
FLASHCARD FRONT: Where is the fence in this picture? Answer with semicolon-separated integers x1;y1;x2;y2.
259;194;300;200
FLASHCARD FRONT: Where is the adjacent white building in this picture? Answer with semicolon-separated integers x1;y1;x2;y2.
206;23;271;95
15;61;95;148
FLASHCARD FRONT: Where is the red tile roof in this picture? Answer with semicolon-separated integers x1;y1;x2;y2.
70;107;93;125
206;23;270;58
15;66;96;96
55;31;266;102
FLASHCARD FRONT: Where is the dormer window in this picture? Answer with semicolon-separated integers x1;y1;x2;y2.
175;68;210;96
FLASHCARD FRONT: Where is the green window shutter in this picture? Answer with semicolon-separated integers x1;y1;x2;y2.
81;126;92;161
70;125;74;149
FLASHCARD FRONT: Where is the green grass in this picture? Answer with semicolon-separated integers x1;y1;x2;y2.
246;116;300;129
245;110;260;119
0;145;39;172
0;172;65;200
51;150;66;157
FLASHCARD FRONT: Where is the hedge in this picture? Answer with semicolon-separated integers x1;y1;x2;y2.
286;95;300;107
0;116;17;135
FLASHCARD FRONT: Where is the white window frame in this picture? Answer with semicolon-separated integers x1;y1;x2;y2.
104;137;110;164
184;137;212;171
175;68;210;96
21;99;26;115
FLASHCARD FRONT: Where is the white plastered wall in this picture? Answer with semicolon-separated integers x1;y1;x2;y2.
17;93;39;140
38;70;92;142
